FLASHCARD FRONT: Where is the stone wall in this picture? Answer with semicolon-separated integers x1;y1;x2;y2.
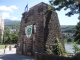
16;2;64;55
46;11;64;48
35;52;80;60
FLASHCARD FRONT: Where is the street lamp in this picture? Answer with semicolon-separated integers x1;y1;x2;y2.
75;0;80;20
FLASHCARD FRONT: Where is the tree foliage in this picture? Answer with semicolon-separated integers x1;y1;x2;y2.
11;34;18;44
74;21;80;44
49;0;79;17
46;38;64;55
73;43;80;54
1;22;20;44
4;33;18;44
52;38;64;55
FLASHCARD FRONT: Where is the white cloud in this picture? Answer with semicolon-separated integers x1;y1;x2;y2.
0;5;13;12
0;5;18;12
0;12;19;20
11;16;18;20
1;12;10;19
10;5;18;9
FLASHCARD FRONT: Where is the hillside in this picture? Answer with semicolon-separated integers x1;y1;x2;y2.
60;25;76;42
4;20;76;42
61;25;75;33
4;19;20;25
4;20;75;34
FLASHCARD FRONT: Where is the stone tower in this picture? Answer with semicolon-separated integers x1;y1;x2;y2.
16;2;64;55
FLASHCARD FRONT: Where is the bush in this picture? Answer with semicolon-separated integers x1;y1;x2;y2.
46;38;64;56
73;43;80;54
52;38;64;55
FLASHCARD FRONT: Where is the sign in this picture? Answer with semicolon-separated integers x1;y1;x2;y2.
25;25;33;38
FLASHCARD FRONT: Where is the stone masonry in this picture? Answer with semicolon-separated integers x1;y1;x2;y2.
16;2;64;55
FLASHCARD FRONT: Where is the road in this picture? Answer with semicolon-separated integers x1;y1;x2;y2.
0;47;34;60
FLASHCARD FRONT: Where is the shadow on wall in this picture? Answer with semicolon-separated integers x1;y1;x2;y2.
35;52;80;60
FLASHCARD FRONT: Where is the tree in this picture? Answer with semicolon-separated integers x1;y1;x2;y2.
11;33;18;44
47;38;64;55
6;35;12;44
3;23;19;44
49;0;79;17
74;21;80;44
4;33;18;44
73;43;80;54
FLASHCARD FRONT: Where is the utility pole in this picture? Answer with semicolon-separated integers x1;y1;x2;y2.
0;16;4;44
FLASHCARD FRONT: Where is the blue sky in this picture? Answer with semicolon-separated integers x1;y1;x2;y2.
0;0;79;25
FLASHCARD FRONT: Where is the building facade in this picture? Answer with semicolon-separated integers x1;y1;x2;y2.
16;2;64;55
10;29;16;34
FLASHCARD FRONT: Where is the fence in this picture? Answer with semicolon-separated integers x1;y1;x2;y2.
35;52;80;60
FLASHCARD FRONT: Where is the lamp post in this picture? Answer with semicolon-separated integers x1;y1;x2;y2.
75;0;80;20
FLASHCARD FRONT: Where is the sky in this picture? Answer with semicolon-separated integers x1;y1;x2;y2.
0;0;79;25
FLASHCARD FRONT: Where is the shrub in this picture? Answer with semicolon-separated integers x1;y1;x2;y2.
52;38;64;55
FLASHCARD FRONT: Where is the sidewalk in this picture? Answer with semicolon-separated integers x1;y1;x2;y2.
0;46;16;54
0;47;34;60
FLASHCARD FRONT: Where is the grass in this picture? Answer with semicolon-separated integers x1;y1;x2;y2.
0;44;5;49
0;44;15;49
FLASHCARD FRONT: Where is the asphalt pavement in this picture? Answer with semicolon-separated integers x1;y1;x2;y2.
0;46;34;60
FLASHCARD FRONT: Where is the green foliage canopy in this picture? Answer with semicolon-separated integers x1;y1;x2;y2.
74;22;80;44
49;0;79;17
46;38;64;55
73;43;80;53
2;22;20;44
52;38;64;55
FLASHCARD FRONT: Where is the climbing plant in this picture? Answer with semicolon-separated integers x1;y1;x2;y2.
46;38;64;55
